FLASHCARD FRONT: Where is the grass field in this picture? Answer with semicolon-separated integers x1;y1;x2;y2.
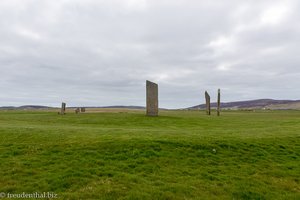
0;109;299;199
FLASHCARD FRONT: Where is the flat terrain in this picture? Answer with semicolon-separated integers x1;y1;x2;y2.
0;110;299;199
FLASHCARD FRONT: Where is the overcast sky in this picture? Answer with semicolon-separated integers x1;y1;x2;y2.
0;0;300;108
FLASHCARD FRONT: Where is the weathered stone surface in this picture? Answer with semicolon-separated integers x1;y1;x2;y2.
80;107;85;113
146;80;158;116
205;91;211;115
60;102;66;115
75;108;80;114
217;89;221;116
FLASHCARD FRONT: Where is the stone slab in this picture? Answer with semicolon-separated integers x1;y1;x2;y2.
146;80;158;116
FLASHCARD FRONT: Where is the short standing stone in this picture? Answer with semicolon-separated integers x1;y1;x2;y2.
60;102;66;115
217;89;221;116
205;91;211;115
146;80;158;116
80;107;85;113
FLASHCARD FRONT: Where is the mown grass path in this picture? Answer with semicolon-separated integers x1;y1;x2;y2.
0;110;299;199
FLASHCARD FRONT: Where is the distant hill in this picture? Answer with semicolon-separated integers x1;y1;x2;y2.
19;105;52;109
91;106;145;109
2;99;300;111
0;105;52;110
187;99;300;110
0;105;146;110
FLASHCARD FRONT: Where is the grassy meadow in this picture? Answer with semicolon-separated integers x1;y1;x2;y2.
0;109;299;199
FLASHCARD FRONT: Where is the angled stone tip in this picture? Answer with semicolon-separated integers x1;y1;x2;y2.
205;91;210;97
146;80;158;86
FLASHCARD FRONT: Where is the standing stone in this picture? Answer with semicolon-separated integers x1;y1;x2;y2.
60;102;66;115
146;80;158;116
75;108;80;114
217;89;221;116
80;107;85;113
205;91;211;115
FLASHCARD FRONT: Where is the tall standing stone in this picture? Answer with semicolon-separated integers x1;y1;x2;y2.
205;91;211;115
146;80;158;116
217;89;221;116
60;102;66;115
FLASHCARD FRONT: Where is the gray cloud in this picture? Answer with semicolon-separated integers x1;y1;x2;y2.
0;0;300;108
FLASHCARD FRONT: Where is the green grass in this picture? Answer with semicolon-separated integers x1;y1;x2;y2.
0;110;299;199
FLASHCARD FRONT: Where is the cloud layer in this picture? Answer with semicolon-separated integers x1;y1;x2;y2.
1;0;300;108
